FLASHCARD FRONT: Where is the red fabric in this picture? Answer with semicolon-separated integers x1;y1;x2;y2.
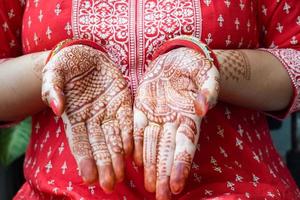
0;0;24;58
0;0;299;199
257;0;300;119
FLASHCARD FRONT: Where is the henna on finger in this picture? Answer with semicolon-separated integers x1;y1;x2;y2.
170;116;198;194
156;123;177;200
102;120;125;183
143;123;161;192
86;120;115;193
135;47;219;198
116;103;134;156
170;149;194;194
63;119;98;183
43;43;133;193
133;108;148;166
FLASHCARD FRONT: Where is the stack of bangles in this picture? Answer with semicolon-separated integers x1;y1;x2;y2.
46;35;219;72
45;38;107;64
152;35;220;70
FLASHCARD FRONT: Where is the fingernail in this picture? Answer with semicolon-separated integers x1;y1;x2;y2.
194;93;208;116
50;99;59;116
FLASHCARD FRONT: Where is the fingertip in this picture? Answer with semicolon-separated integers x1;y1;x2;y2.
156;178;171;200
51;85;65;115
113;155;125;183
99;165;116;194
193;93;208;117
144;165;156;192
79;158;98;184
170;177;185;195
170;164;189;195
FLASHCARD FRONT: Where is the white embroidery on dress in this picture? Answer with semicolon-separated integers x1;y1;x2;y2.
283;2;291;14
236;138;243;150
205;33;213;45
2;22;9;32
54;3;62;16
46;26;52;40
61;161;67;174
8;9;15;19
263;49;300;115
35;122;40;133
290;36;298;45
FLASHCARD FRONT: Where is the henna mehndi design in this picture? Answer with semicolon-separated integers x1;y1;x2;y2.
134;47;219;200
215;50;251;82
42;44;133;193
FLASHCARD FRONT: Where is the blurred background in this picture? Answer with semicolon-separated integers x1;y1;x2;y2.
0;115;300;199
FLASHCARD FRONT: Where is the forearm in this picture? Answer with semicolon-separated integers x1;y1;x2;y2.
0;51;49;121
215;49;293;111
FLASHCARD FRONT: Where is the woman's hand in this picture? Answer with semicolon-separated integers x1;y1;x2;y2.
133;47;219;199
42;45;133;193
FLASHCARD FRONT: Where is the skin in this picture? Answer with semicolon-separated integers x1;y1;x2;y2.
133;48;292;200
0;46;292;198
133;48;219;200
216;49;292;111
0;51;49;121
42;45;133;193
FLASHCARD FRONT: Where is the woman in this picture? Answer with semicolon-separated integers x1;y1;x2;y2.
0;0;299;199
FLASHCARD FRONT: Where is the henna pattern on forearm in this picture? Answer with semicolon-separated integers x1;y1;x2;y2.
134;47;219;198
31;52;49;81
215;50;251;82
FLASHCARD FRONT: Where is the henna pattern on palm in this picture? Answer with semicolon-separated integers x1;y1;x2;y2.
133;48;219;200
42;45;133;193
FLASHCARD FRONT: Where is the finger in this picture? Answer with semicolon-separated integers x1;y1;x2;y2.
102;120;125;183
133;107;148;166
62;114;97;184
42;62;65;116
86;121;115;193
143;123;161;192
156;123;177;200
116;103;133;157
194;60;220;116
170;116;199;194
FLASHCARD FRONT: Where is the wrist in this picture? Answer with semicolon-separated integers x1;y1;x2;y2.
45;39;106;64
31;50;51;81
152;35;220;70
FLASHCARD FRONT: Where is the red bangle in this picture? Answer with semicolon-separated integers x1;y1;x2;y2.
152;35;220;70
45;39;106;63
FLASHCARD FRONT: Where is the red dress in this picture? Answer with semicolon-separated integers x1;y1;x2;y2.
1;0;300;199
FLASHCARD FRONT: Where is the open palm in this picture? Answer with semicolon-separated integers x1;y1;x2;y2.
42;45;133;193
133;47;219;200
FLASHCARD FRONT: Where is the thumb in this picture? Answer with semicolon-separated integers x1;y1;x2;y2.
42;66;66;116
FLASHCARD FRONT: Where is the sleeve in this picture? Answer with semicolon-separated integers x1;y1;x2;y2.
258;0;300;120
0;0;26;127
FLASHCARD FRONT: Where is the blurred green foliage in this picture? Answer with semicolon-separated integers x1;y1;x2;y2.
0;118;31;166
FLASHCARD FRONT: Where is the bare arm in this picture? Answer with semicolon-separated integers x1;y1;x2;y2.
0;51;49;121
215;49;293;112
